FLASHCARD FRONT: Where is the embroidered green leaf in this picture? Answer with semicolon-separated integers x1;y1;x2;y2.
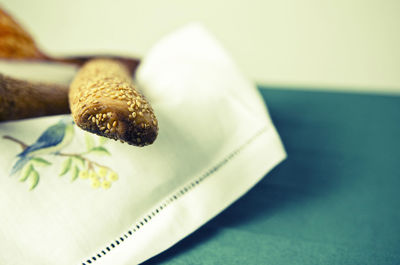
29;170;39;190
59;157;72;176
89;146;111;156
98;136;108;146
85;133;95;151
73;156;85;167
19;164;33;182
71;165;80;182
31;157;52;167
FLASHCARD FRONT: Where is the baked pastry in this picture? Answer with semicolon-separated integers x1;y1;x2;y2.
0;8;44;59
0;73;69;121
0;7;140;72
69;59;158;146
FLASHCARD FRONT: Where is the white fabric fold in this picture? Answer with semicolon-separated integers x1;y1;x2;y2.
0;24;285;265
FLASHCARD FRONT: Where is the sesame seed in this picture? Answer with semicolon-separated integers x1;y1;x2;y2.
113;121;117;127
103;114;107;119
107;123;111;129
132;112;136;118
153;120;157;126
105;129;110;134
92;117;96;123
138;112;143;117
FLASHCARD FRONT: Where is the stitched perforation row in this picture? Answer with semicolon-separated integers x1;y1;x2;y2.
82;127;268;265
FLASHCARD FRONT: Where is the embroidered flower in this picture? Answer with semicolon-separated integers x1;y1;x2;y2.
4;119;119;190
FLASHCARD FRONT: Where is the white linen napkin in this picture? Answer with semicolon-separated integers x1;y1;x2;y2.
0;24;286;265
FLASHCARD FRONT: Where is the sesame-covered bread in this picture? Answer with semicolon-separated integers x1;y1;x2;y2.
69;59;158;146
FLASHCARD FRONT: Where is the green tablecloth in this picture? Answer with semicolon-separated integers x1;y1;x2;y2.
145;87;400;265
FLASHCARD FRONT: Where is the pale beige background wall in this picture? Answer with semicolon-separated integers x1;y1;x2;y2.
1;0;399;94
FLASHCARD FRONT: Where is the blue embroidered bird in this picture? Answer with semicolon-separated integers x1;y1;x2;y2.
10;117;75;175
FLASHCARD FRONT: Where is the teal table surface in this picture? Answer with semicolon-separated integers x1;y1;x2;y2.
144;87;400;265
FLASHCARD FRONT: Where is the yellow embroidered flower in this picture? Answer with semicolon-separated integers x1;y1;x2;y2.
101;180;112;189
108;172;119;182
89;171;98;180
98;167;108;178
91;179;100;189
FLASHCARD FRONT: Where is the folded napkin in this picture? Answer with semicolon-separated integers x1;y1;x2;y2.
0;24;286;265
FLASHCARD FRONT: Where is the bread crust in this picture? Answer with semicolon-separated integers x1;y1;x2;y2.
0;8;45;59
0;73;69;121
69;59;158;146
